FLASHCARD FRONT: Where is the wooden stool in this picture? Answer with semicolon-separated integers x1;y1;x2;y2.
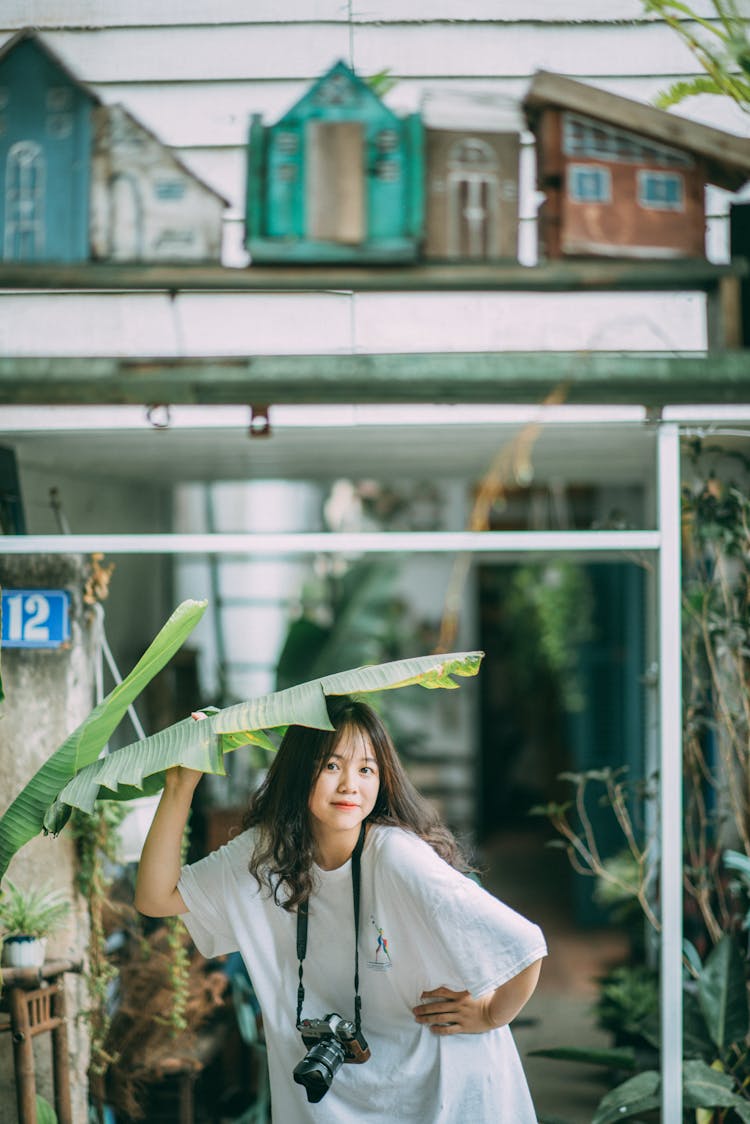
0;959;82;1124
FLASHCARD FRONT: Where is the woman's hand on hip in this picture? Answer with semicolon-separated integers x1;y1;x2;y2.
413;986;494;1036
414;962;543;1035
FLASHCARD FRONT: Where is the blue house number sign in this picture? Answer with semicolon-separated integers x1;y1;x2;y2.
1;589;71;648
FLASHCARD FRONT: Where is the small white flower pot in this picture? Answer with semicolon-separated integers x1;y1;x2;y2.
1;935;47;968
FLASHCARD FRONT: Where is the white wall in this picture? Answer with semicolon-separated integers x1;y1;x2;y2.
0;2;743;359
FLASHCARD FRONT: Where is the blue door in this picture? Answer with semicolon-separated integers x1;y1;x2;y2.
0;36;92;261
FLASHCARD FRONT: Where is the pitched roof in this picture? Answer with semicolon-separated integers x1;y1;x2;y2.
0;28;101;104
523;70;750;190
277;59;398;125
101;105;230;208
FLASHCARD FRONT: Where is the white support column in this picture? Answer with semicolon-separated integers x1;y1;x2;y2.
657;422;683;1122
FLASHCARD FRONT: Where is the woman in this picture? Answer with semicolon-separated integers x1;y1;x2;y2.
135;696;546;1122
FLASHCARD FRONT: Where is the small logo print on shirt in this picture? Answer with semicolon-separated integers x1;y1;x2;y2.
368;915;392;971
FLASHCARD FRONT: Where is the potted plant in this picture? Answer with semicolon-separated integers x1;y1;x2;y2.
0;880;71;968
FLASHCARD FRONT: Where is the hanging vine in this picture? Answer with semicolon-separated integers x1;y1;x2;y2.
70;802;126;1081
156;816;192;1036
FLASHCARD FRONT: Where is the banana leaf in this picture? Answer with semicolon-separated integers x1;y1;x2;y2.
0;599;207;884
50;651;483;820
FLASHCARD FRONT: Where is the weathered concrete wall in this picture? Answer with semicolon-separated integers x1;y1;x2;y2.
0;554;93;1124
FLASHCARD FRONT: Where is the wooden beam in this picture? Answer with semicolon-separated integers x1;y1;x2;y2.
2;351;750;406
707;275;743;351
0;259;745;293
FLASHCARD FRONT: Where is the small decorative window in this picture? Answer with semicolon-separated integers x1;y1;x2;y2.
638;170;684;211
563;112;693;168
568;164;611;203
154;180;186;200
313;74;353;107
375;129;399;152
46;114;73;139
47;87;72;111
276;131;299;155
374;158;399;182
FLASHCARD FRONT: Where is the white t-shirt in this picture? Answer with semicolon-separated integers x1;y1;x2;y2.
178;824;547;1123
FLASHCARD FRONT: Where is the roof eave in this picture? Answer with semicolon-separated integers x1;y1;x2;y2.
523;70;750;184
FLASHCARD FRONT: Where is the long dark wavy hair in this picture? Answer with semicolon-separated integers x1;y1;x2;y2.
243;695;468;911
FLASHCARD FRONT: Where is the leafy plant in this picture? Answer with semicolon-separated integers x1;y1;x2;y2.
70;802;126;1085
0;598;208;883
681;467;750;948
158;816;192;1038
533;446;750;1118
643;0;750;111
276;559;409;691
365;68;398;97
588;935;750;1121
535;935;750;1121
510;562;594;713
530;766;659;930
0;880;70;939
47;651;483;820
594;963;660;1046
36;1095;58;1124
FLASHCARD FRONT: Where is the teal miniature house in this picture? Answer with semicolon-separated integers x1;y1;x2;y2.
246;61;424;263
0;30;96;262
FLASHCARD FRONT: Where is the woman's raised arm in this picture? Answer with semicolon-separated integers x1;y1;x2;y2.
134;766;202;917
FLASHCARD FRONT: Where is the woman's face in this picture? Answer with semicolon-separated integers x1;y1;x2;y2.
308;724;380;842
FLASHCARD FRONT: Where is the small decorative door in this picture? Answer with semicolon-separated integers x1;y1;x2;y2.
305;120;365;244
4;140;45;259
446;137;499;259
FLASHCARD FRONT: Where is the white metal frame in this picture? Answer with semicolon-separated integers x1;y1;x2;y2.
657;423;683;1122
0;418;686;1122
0;530;659;555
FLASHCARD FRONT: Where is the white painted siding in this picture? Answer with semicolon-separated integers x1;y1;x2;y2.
0;290;707;354
1;2;724;26
2;5;746;280
0;23;706;81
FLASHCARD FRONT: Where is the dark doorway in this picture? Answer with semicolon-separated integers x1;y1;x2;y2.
478;559;646;926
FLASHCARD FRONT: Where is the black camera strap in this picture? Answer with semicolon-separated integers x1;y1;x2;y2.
296;822;366;1035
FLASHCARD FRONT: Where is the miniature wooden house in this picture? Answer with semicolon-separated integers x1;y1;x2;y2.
423;129;520;260
246;60;423;263
0;29;227;265
90;105;228;262
422;94;522;261
0;30;98;262
523;70;750;260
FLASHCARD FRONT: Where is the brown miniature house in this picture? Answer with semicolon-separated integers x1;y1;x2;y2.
91;104;229;262
422;94;522;260
523;70;750;260
423;132;520;260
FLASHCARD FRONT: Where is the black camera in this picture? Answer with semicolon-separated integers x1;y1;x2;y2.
293;1014;371;1103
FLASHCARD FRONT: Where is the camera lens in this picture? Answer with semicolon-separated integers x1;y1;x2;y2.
293;1038;347;1103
